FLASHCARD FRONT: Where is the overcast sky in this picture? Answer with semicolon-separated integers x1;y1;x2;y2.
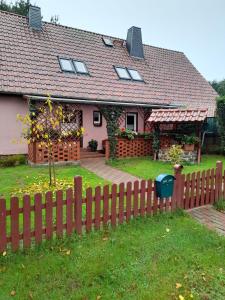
33;0;225;81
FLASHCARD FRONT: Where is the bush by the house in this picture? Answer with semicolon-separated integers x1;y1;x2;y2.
167;145;184;165
0;154;27;167
88;139;98;151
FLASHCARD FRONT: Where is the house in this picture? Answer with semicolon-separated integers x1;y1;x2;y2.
0;5;217;157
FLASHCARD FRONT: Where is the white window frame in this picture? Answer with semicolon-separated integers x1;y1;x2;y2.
126;112;138;131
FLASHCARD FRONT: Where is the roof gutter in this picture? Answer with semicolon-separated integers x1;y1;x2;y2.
24;95;181;109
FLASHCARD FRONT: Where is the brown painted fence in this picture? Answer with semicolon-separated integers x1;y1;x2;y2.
0;161;224;252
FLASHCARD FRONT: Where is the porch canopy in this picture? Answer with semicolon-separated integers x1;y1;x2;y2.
147;108;208;163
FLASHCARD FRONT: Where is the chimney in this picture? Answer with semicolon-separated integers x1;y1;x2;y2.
126;26;144;59
28;5;42;30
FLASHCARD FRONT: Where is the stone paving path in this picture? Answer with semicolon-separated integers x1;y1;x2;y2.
188;205;225;236
80;157;140;184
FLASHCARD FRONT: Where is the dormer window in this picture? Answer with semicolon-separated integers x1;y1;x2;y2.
59;58;89;75
115;66;143;82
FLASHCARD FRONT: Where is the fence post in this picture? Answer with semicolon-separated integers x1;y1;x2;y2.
173;164;184;209
215;161;223;202
105;140;110;160
74;176;83;235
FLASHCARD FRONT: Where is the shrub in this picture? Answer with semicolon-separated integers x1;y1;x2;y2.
88;139;98;152
181;135;200;145
167;145;184;165
0;154;27;167
213;198;225;212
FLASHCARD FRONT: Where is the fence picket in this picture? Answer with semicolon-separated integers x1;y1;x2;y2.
45;191;53;240
111;184;117;227
23;195;31;248
179;174;185;209
190;173;196;209
184;174;190;209
133;181;139;217
74;176;82;235
200;171;205;206
94;186;101;230
224;170;225;200
56;190;63;237
103;185;109;226
34;193;42;245
11;197;20;251
140;180;146;216
86;187;93;233
146;180;152;215
195;172;200;207
126;182;132;222
0;199;7;253
217;161;223;200
210;169;215;204
66;188;73;235
153;189;158;214
205;170;210;204
119;183;125;224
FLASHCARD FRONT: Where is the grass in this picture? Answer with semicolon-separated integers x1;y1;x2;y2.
1;211;225;299
214;198;225;212
108;155;225;180
0;164;108;202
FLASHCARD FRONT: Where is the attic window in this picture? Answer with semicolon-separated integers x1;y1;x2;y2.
59;58;74;72
73;60;89;74
59;58;89;75
102;37;113;47
115;66;144;82
128;69;143;81
115;67;131;80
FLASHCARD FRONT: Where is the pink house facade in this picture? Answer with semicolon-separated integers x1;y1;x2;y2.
0;6;217;157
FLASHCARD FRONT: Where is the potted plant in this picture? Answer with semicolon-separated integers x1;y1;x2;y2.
88;139;98;152
117;128;137;140
181;135;199;151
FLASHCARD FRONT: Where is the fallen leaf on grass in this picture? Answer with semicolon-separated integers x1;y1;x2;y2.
96;296;101;300
2;251;7;257
66;250;71;255
102;237;108;241
176;283;182;289
10;290;16;297
166;228;170;232
179;295;184;300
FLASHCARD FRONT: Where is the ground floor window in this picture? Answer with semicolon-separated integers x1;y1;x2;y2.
93;111;102;126
126;112;138;131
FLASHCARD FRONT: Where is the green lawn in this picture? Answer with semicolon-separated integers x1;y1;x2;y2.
0;164;108;202
109;155;225;180
1;211;225;299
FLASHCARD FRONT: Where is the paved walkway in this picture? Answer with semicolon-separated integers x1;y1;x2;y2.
80;157;140;184
188;205;225;236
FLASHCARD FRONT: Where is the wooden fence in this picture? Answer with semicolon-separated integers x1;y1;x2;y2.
0;161;224;252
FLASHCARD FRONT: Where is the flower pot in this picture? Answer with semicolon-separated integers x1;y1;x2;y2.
184;144;195;151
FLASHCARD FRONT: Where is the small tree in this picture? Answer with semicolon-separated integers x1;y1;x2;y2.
17;96;83;186
167;145;184;165
216;96;225;154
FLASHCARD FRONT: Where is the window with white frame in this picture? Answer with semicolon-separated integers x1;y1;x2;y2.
93;111;102;127
126;112;138;131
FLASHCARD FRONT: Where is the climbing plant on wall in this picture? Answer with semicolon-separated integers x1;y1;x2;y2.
216;96;225;154
99;105;124;159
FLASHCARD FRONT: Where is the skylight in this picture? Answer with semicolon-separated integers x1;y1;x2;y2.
128;69;143;81
59;58;74;72
115;67;131;80
73;61;89;74
102;37;113;47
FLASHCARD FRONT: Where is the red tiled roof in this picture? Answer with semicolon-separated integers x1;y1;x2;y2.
0;10;217;116
148;109;208;123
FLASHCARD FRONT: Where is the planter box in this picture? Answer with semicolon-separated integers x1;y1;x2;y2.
104;138;153;159
28;140;80;164
183;144;195;151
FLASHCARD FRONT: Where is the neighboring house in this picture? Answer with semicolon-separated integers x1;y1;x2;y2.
0;6;217;155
